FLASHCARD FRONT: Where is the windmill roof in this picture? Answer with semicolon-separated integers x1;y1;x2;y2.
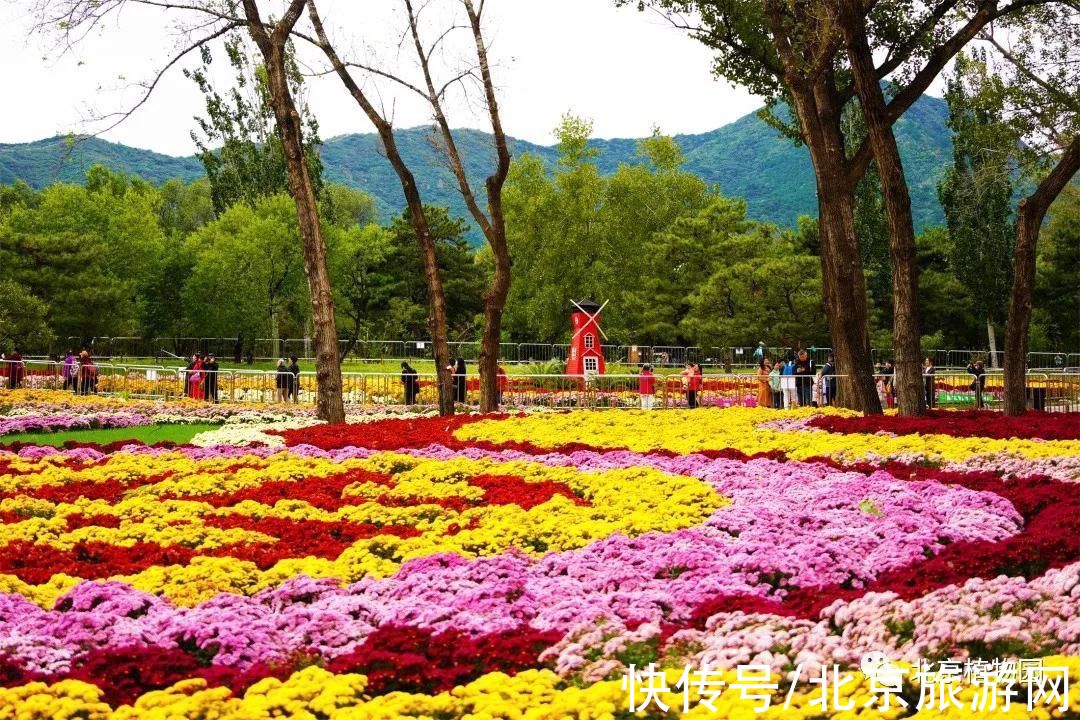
572;299;602;314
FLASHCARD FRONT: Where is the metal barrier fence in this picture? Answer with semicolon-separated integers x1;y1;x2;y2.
35;337;1080;370
5;360;1077;412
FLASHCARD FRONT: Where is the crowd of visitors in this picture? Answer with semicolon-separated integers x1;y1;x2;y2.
0;344;1013;411
271;356;302;403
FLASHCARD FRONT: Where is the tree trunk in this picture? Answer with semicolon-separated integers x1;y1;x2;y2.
987;318;998;369
1004;137;1080;415
816;180;882;413
403;198;455;416
838;0;924;416
478;238;510;412
244;2;345;423
307;1;454;416
270;308;280;361
785;77;882;414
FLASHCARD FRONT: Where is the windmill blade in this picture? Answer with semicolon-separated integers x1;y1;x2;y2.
570;299;609;341
593;300;609;340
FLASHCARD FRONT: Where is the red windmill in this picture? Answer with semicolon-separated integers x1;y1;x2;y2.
566;299;607;376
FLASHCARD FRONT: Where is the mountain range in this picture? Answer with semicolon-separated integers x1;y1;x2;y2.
0;94;953;233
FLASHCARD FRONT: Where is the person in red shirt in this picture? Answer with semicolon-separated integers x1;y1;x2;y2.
639;364;656;410
681;362;702;408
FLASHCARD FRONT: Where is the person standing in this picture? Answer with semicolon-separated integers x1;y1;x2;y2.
184;354;198;398
446;357;467;404
62;350;76;392
922;357;936;410
756;359;772;408
781;352;798;409
288;356;301;403
6;348;24;389
967;359;986;409
275;358;290;403
883;359;896;409
681;362;700;408
77;352;98;395
820;354;837;406
753;341;766;365
187;354;204;401
769;359;783;409
401;361;419;405
794;349;814;407
204;354;220;403
639;364;656;410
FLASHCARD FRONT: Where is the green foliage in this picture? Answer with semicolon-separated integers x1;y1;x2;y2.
843;105;892;327
915;227;981;349
1033;186;1080;351
503;122;715;343
182;194;310;340
504;124;830;349
0;165;165;340
626;195;751;343
938;51;1016;327
185;37;324;215
322;184;378;228
682;222;827;349
0;280;52;351
381;206;486;339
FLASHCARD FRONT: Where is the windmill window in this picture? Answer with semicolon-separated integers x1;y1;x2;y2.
584;357;599;373
584;333;595;349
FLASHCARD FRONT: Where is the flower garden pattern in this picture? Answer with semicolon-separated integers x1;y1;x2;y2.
2;394;1080;718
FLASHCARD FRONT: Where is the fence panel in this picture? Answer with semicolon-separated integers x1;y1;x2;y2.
809;347;832;365
15;361;62;391
448;342;481;361
624;345;652;366
928;349;950;368
517;344;554;363
1043;373;1080;412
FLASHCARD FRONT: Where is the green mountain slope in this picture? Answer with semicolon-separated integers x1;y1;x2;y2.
0;136;204;187
0;95;952;232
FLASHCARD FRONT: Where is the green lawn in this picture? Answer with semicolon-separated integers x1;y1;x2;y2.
0;423;221;447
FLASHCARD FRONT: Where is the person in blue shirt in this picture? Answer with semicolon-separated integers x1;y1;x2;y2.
753;341;765;364
781;352;798;408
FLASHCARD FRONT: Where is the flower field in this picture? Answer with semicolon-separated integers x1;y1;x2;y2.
2;390;1080;718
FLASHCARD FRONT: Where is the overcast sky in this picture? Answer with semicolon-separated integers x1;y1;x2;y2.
0;0;770;157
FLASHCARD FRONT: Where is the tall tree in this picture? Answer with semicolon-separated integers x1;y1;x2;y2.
0;166;164;341
1032;186;1080;352
630;0;1062;414
306;0;512;413
32;0;346;423
305;2;454;415
238;0;343;422
938;51;1016;368
834;0;924;415
0;280;53;353
183;194;308;343
502;118;713;344
979;6;1080;413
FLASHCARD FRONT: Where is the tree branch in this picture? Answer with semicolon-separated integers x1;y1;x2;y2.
402;0;493;240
